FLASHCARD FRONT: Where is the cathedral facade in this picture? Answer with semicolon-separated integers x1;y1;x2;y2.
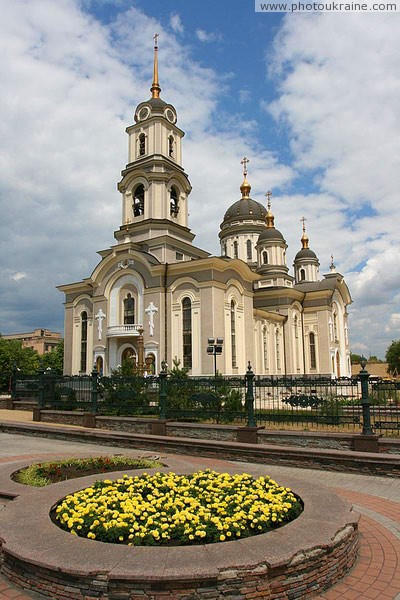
58;42;352;379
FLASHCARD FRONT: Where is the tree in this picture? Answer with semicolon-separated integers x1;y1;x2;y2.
41;339;64;374
386;340;400;376
350;353;363;364
350;352;383;364
0;336;40;376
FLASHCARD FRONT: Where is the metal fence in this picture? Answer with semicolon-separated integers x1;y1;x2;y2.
3;368;400;436
165;375;246;423
253;376;362;431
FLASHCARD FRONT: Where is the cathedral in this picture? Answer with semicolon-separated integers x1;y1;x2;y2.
58;39;352;379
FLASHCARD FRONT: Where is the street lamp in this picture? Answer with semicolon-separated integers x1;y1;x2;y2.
359;356;373;436
207;338;223;377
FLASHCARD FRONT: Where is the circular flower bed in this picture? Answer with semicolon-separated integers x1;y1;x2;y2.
13;456;161;487
55;470;302;546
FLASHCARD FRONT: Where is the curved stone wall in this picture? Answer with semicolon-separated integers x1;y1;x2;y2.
0;462;359;599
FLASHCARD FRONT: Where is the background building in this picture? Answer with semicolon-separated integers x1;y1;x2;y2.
58;42;352;378
2;329;62;355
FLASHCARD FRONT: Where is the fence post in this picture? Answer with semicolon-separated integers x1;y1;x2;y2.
38;368;45;409
245;362;257;428
91;367;98;414
353;359;380;453
159;361;168;421
359;360;373;436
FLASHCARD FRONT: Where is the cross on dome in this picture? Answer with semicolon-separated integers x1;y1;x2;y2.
151;33;161;98
240;157;249;178
265;190;272;211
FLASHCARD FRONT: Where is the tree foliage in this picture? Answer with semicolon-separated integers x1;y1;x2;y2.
0;335;64;377
350;352;383;364
41;339;64;374
0;335;40;376
386;340;400;376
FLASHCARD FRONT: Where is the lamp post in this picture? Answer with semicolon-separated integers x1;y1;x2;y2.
207;338;223;377
359;356;373;436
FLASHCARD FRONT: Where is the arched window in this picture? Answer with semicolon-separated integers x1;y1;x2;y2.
336;351;341;378
300;268;306;281
246;240;252;260
263;326;268;372
133;185;145;216
122;347;137;368
138;133;146;156
275;329;281;370
80;311;88;373
182;297;192;369
223;242;227;257
231;300;237;368
333;310;338;341
96;356;103;376
168;135;174;158
309;332;316;369
233;241;238;259
145;353;156;375
294;315;299;339
170;187;179;217
124;293;135;325
262;251;268;265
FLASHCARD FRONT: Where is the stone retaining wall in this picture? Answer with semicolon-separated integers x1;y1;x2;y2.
35;411;400;454
0;463;359;600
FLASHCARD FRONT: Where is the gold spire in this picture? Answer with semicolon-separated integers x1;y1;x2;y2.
150;33;161;99
240;157;251;198
301;216;309;248
265;190;275;228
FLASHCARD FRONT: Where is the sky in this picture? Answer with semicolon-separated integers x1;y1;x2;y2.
0;0;399;359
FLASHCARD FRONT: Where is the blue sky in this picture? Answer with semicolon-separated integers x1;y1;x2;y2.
0;0;399;359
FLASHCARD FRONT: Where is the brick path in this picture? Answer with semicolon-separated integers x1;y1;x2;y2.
0;433;399;600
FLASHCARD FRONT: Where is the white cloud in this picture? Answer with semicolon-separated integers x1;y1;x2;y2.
239;89;251;104
10;272;27;282
170;13;184;34
385;313;400;335
195;29;222;43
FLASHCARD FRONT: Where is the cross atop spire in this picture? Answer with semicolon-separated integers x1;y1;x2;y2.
330;254;336;272
265;191;274;228
241;157;249;178
151;33;161;99
239;157;251;199
300;216;309;249
265;190;272;211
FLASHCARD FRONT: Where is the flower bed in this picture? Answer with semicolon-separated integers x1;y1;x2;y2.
13;455;161;486
55;469;302;546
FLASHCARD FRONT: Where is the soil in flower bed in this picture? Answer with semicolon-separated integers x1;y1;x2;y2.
12;456;163;486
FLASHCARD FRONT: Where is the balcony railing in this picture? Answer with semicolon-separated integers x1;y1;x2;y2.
107;324;143;337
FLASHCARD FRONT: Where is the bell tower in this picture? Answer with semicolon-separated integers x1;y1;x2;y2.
115;35;205;263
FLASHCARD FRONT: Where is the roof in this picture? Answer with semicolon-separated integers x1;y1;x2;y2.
294;279;338;292
294;248;318;260
147;97;167;110
222;198;266;223
258;227;285;243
